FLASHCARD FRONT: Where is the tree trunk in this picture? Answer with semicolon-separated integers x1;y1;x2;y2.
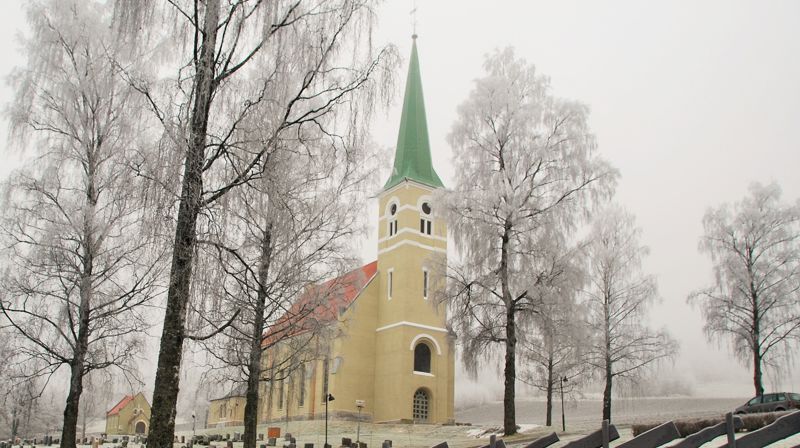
753;348;763;396
243;227;273;448
545;356;553;427
500;220;516;436
61;285;91;448
503;309;516;435
61;146;97;448
602;290;612;422
148;2;219;448
61;362;86;448
752;289;764;396
11;407;19;442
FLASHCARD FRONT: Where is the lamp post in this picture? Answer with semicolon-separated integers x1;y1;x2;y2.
560;376;568;431
192;413;196;443
355;400;365;447
325;394;335;448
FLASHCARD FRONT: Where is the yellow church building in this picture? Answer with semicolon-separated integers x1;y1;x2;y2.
105;392;151;436
254;36;455;425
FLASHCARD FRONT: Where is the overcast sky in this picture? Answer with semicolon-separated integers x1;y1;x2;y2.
1;1;799;404
364;0;800;398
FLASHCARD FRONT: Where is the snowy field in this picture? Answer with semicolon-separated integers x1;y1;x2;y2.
456;396;749;428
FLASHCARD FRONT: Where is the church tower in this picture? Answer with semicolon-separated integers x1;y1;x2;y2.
373;36;455;424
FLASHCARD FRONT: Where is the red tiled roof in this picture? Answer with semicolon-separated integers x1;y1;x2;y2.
107;395;133;416
262;261;377;347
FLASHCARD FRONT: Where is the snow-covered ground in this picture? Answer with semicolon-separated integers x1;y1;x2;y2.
456;396;748;428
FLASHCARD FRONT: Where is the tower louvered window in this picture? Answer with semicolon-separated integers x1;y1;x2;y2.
420;202;432;235
389;203;398;236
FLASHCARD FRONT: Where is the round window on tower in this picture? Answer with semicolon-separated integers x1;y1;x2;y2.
390;203;397;215
421;202;431;215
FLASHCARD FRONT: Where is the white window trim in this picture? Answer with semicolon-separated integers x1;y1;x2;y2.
413;371;435;377
376;321;448;334
409;333;443;355
378;240;447;256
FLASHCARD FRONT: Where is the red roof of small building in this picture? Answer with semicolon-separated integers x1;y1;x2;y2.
107;395;134;416
262;261;377;347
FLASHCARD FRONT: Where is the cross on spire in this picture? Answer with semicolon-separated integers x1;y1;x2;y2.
410;0;417;37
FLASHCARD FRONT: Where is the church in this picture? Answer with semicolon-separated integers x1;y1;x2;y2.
243;36;456;425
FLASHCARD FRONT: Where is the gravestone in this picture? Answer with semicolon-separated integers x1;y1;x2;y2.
268;438;276;447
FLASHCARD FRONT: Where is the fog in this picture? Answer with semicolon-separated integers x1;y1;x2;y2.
1;0;799;424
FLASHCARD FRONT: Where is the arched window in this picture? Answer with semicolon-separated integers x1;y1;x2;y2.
419;201;432;235
414;342;431;373
412;389;430;422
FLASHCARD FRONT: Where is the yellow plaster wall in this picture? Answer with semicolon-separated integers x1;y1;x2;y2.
207;396;246;427
327;278;379;418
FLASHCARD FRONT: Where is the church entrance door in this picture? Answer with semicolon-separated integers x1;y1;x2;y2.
412;389;429;422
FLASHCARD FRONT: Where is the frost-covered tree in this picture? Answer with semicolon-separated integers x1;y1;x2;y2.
520;249;588;427
110;1;395;446
0;3;161;448
583;206;676;422
689;182;800;396
442;48;616;435
191;127;375;448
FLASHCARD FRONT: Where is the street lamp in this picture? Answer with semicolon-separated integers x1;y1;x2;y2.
325;394;335;448
355;400;365;447
560;376;568;432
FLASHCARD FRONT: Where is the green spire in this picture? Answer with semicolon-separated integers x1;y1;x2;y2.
383;36;444;191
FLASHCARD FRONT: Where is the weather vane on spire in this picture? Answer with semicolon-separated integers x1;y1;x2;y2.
410;0;418;39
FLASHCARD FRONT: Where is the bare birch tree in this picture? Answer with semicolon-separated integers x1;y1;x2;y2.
583;205;677;422
689;182;800;396
441;48;616;435
520;249;589;427
0;3;162;447
191;126;374;448
109;2;395;446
